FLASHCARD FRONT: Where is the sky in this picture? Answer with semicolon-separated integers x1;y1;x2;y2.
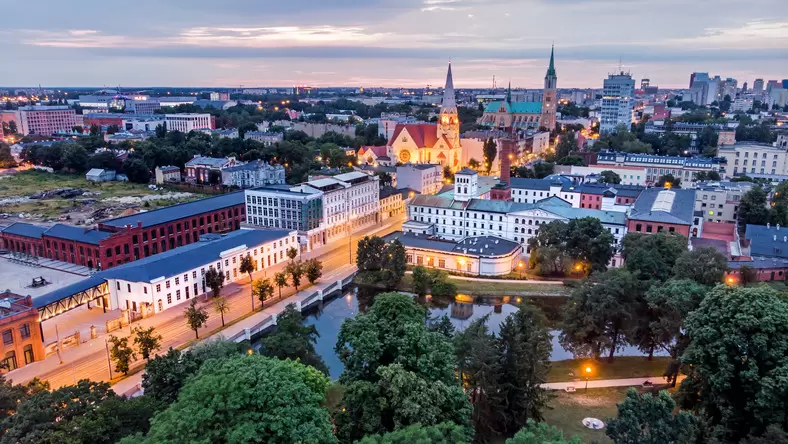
1;0;786;89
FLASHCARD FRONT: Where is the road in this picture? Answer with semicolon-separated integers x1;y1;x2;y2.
8;218;403;388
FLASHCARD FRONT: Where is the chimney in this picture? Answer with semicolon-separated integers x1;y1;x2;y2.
778;224;781;231
499;139;515;185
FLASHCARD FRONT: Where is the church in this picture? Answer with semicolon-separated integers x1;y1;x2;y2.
389;63;463;170
478;46;558;131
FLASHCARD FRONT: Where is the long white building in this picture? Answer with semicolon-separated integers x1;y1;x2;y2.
101;229;295;315
244;171;380;251
164;113;212;132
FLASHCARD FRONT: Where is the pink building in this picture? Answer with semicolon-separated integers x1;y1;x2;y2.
18;106;78;136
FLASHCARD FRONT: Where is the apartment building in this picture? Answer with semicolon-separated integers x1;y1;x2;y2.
396;163;443;195
17;106;78;136
719;142;788;179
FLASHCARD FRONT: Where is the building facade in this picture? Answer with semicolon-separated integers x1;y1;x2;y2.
0;291;45;372
164;114;213;133
694;181;753;224
184;155;241;183
221;161;286;188
155;166;181;184
627;188;701;238
719;142;788;178
243;131;284;145
18;106;78;136
396;164;443;195
600;73;635;134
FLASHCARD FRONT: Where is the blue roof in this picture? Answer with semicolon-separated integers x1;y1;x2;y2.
510;178;567;191
99;229;291;282
745;224;788;259
628;188;697;225
185;156;231;168
0;222;46;239
102;192;244;228
44;224;112;245
484;101;542;114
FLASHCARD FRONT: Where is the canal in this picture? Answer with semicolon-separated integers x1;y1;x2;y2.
256;288;666;380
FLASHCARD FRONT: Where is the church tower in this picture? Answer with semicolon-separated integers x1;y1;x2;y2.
540;45;558;131
438;63;461;155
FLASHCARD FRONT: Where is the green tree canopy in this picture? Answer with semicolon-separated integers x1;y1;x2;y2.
259;304;328;374
606;389;697;444
599;170;622;184
622;232;687;281
680;285;788;442
506;420;583;444
357;422;470;444
483;138;497;172
672;247;728;286
738;187;769;230
528;218;615;275
139;355;336;444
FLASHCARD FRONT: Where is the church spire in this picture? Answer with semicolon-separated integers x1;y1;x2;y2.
506;81;512;103
441;62;456;110
546;44;556;78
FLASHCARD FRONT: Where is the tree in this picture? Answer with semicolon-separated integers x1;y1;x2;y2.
137;355;336;444
108;335;136;375
506;420;583;444
286;246;298;261
412;266;430;297
554;130;578;160
252;277;274;306
239;253;255;285
606;389;697;444
334;293;471;441
739;265;758;284
442;165;454;183
679;285;788;442
560;269;640;362
122;158;150;183
697;126;719;157
106;124;121;135
622;232;687;281
206;169;221;185
694;170;721;182
468;158;481;169
274;271;288;298
132;326;162;360
356;237;406;289
357;422;471;444
483;137;497;172
0;380;159;444
0;144;16;169
655;173;680;188
88;150;121;171
672;247;728;286
528;218;615;275
61;145;89;172
738;187;769;230
212;295;230;327
286;260;304;292
203;267;225;298
599;170;622;184
142;341;244;405
259;304;328;374
184;299;209;339
304;258;323;284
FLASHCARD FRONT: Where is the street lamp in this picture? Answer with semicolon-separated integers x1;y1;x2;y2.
584;365;592;391
518;261;524;278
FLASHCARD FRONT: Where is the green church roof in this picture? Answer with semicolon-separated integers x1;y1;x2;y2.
483;101;543;114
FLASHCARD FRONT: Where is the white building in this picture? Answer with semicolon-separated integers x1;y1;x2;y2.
385;231;523;276
122;116;164;132
244;131;284;145
222;161;286;188
719;142;788;178
600;72;635;134
694;181;755;225
103;229;295;315
164;114;212;133
154;166;181;184
405;170;627;253
244;171;380;251
396;163;443;195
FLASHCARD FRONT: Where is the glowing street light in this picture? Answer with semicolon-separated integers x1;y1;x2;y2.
584;364;593;391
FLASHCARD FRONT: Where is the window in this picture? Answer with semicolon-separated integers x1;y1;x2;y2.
167;293;172;304
144;286;148;294
116;282;121;290
127;283;131;292
175;277;180;285
166;280;171;289
176;290;181;301
156;284;161;292
2;330;12;346
19;324;30;339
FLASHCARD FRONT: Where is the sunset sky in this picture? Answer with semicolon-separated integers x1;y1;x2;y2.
2;0;786;89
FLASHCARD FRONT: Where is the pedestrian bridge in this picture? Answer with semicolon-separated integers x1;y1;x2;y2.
33;275;109;321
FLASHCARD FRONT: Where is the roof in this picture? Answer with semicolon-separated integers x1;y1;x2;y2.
379;185;405;200
384;231;521;258
628;188;697;225
577;183;645;197
185;156;231;168
358;145;388;157
745;224;788;259
456;168;478;176
44;224;111;245
484;101;543;114
538;205;627;226
222;160;282;173
98;229;292;283
690;238;730;257
157;165;180;173
102;192;244;228
509;178;556;191
387;123;439;148
32;275;107;309
442;63;456;110
596;151;723;168
86;168;108;176
0;222;47;239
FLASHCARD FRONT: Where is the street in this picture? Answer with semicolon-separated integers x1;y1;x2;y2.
7;218;403;388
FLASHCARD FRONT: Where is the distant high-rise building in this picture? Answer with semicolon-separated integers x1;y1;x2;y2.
742;82;748;93
690;72;709;88
753;79;765;94
641;78;650;90
601;72;635;134
767;80;781;94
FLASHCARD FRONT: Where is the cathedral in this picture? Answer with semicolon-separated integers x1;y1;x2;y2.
478;46;558;131
389;63;463;170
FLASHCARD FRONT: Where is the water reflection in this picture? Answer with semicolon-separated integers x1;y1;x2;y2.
289;289;667;380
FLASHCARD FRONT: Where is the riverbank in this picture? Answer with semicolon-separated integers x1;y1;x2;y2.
547;356;672;383
396;274;571;297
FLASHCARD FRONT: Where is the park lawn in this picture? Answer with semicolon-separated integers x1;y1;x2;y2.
0;170;155;199
542;386;631;444
547;356;672;383
398;274;570;297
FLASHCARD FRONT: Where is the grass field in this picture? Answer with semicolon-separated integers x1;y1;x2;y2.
0;170;201;219
397;274;571;297
547;356;672;383
543;386;632;443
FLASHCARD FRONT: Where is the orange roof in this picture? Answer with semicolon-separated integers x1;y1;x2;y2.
358;145;388;157
388;123;439;148
701;221;736;242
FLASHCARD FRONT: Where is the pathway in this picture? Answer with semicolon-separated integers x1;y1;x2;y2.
542;375;685;390
403;270;564;285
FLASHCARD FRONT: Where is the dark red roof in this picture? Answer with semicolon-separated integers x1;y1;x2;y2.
388;123;439;148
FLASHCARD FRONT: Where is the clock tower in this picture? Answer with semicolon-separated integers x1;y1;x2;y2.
438;62;460;152
540;45;558;131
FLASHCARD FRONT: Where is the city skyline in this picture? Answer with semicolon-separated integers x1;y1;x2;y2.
1;0;787;88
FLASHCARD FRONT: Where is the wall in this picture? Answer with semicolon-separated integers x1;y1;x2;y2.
0;301;45;372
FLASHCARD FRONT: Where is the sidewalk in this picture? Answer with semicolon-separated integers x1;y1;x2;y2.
404;270;564;285
541;375;685;390
111;263;358;397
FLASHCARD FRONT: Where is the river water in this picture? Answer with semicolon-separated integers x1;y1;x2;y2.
261;289;666;380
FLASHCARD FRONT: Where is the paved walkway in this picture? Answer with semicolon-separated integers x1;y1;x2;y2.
403;270;564;285
542;375;685;390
